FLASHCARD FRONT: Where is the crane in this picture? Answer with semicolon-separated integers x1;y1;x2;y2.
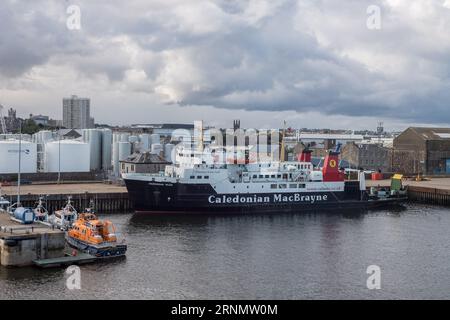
0;104;7;134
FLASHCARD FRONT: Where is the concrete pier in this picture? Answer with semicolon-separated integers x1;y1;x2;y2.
0;214;65;267
367;177;450;206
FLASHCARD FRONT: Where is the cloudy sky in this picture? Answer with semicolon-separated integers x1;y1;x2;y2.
1;0;450;130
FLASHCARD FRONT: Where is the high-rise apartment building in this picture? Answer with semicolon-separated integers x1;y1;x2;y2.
62;95;94;129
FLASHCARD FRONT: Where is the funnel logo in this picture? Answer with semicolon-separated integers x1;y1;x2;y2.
329;160;337;168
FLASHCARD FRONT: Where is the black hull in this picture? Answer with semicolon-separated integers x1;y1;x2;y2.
124;179;406;214
66;236;127;258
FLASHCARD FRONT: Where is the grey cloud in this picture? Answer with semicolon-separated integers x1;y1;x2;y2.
1;0;450;124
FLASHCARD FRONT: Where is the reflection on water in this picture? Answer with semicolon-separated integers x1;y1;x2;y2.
0;204;448;300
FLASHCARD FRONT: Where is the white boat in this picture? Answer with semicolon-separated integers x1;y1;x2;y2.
47;197;78;230
34;197;49;222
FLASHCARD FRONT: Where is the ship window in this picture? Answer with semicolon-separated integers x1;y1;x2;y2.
204;176;209;179
277;174;281;178
265;175;269;178
299;184;306;188
253;175;257;179
190;176;195;179
197;176;202;179
271;175;275;178
290;184;297;188
279;184;287;189
259;175;263;178
271;184;277;189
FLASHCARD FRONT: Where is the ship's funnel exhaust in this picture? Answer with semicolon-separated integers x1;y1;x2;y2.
297;144;312;162
322;143;344;182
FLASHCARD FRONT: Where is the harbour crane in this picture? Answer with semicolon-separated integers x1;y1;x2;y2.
0;103;7;134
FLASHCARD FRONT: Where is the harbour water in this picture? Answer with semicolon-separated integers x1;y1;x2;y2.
0;203;449;299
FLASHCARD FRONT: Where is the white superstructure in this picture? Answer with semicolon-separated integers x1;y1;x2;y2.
123;146;345;195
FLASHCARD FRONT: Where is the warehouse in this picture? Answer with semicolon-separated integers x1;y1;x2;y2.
393;127;450;175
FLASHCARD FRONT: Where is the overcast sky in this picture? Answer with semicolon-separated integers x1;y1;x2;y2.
1;0;450;130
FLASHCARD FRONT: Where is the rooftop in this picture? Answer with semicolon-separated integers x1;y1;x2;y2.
130;123;194;130
121;152;170;164
409;127;450;140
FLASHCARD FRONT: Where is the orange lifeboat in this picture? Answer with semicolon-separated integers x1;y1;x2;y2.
66;212;127;258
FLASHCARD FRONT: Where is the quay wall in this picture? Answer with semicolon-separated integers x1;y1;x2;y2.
407;186;450;207
0;230;65;267
16;192;134;214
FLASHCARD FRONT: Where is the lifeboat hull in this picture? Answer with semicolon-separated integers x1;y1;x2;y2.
66;235;127;258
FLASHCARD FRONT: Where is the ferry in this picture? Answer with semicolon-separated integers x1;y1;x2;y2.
123;143;407;214
66;211;127;258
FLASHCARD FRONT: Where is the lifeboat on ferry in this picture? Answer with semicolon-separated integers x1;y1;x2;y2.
66;212;127;258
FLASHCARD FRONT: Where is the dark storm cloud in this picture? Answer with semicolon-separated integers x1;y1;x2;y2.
1;0;450;124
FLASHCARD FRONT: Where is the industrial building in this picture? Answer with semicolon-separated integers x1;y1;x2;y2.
393;127;450;175
30;114;49;126
63;95;94;129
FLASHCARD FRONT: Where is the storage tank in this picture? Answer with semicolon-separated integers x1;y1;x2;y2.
44;140;90;172
82;129;102;171
120;133;130;142
13;207;35;224
101;129;112;171
150;134;160;145
139;134;151;151
118;142;131;161
128;136;139;144
151;143;163;156
33;130;54;144
0;140;38;174
164;143;175;162
112;133;122;175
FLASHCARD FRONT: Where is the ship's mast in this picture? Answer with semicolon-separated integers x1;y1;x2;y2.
280;121;286;162
17;121;22;206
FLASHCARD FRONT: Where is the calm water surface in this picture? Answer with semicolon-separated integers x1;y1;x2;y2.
1;204;449;299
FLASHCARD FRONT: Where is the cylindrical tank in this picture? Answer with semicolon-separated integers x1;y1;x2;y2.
150;134;160;145
0;140;38;174
120;133;130;142
128;136;139;144
82;129;102;171
101;129;112;171
139;134;151;151
151;143;163;156
14;207;35;224
33;130;54;144
44;140;90;172
118;142;131;161
164;143;175;162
